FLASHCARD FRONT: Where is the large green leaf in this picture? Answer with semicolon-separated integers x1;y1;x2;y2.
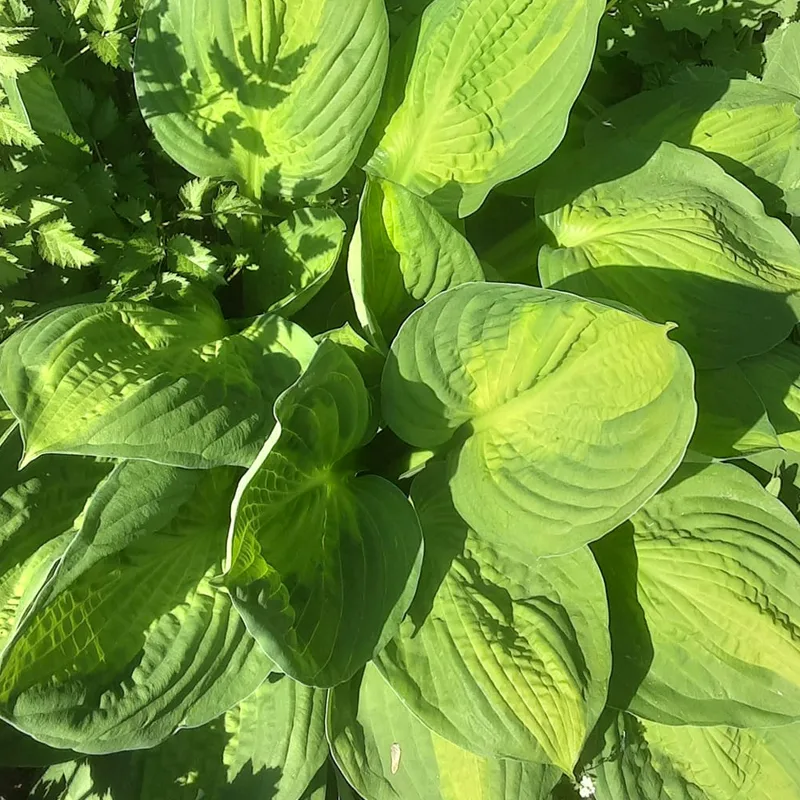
740;340;800;452
364;0;605;217
243;208;346;318
374;463;610;772
585;77;800;215
764;21;800;98
0;302;316;468
537;142;800;368
1;432;112;654
328;663;561;800
32;676;328;799
0;461;273;753
595;463;800;728
348;177;483;349
382;283;696;557
134;0;389;199
588;712;800;800
224;341;423;687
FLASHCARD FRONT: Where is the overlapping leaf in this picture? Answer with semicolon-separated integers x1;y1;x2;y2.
365;0;605;217
243;208;346;317
0;302;316;468
328;663;561;800
588;712;800;800
134;0;389;198
538;142;800;368
595;463;800;728
348;177;483;348
224;341;423;687
374;463;610;772
1;431;112;654
32;675;329;800
586;77;800;215
383;283;696;556
0;461;273;753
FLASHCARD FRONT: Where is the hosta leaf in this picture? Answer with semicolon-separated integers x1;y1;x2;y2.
243;208;346;317
586;77;800;215
588;712;800;800
595;463;800;728
0;461;274;753
33;678;329;800
36;218;97;268
140;675;328;800
365;0;604;218
764;21;800;98
690;365;779;459
374;463;611;772
328;663;562;800
348;177;483;349
0;302;316;468
383;283;696;557
740;340;800;452
1;432;112;654
134;0;388;199
538;142;800;368
225;342;423;687
317;323;384;400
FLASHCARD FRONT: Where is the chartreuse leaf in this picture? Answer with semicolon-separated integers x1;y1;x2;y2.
36;217;97;268
0;461;274;753
0;302;316;468
317;323;384;400
224;341;423;687
586;77;800;215
243;208;346;317
740;340;800;452
595;463;800;728
328;663;562;800
374;463;610;773
764;21;800;98
348;177;483;349
537;142;800;368
383;283;696;557
365;0;604;217
690;365;779;459
134;0;389;199
588;712;800;800
1;433;112;654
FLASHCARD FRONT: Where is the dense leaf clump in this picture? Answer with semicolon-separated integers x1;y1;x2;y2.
1;0;800;798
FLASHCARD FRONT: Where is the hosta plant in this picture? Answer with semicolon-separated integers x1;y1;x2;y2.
1;0;800;799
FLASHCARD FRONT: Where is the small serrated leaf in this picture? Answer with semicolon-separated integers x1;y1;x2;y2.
0;104;40;147
36;217;97;268
179;176;215;215
0;246;27;287
87;0;121;31
167;234;224;285
0;207;23;227
87;31;132;69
